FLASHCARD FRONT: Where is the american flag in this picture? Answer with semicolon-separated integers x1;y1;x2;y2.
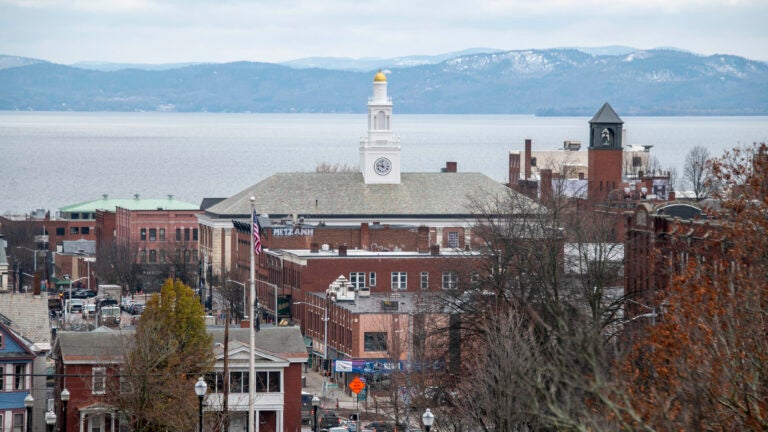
252;210;262;255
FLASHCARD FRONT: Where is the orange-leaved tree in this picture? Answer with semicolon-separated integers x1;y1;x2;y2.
618;143;768;430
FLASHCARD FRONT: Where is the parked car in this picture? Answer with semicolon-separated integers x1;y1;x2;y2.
83;303;97;319
66;298;84;312
362;421;394;432
73;288;97;298
129;303;145;315
319;412;342;430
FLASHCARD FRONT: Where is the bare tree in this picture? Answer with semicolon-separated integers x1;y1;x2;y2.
315;162;357;173
683;145;713;201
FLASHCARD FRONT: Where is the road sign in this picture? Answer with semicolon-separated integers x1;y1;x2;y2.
349;376;365;394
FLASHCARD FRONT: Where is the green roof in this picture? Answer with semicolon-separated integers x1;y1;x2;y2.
60;197;199;213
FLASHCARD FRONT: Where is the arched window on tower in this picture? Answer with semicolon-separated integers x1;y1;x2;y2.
376;111;386;129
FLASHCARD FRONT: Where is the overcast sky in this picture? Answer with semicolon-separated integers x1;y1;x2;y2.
1;0;766;65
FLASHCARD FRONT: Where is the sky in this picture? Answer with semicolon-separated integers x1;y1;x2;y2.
0;0;766;65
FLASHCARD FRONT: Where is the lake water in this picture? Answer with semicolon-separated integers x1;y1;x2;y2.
1;112;767;215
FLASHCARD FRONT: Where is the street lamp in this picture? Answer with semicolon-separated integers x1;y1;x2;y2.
294;300;329;397
45;411;56;432
311;394;320;432
194;377;207;432
422;408;435;432
61;388;70;432
24;394;33;432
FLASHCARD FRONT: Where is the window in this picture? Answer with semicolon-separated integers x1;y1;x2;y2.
633;156;642;168
159;228;166;241
0;334;3;349
531;157;537;167
71;213;80;220
230;371;249;393
14;364;24;390
420;272;429;290
140;250;147;263
159;250;166;263
93;367;106;394
13;412;23;432
0;366;4;390
350;272;365;289
442;271;458;290
184;249;191;262
176;228;182;241
193;228;198;241
447;231;459;248
184;228;190;241
205;372;225;393
81;226;90;235
149;250;157;263
149;228;156;241
369;272;376;287
255;371;281;393
70;227;79;235
140;228;147;241
364;332;388;352
391;272;407;290
56;227;65;236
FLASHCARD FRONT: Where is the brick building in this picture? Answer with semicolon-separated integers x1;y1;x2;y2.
52;327;306;432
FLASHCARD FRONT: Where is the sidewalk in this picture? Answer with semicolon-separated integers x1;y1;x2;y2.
302;368;394;429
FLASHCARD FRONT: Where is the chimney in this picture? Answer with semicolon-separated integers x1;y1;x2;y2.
445;161;457;173
430;245;440;256
360;223;370;248
310;242;319;253
524;139;532;180
509;152;521;188
339;245;348;256
578;172;585;180
541;169;553;202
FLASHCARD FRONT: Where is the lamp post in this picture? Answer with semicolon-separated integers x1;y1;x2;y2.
195;377;207;432
294;300;329;397
226;279;247;321
422;408;435;432
311;394;320;432
257;279;280;325
61;388;70;432
24;394;33;432
45;411;56;432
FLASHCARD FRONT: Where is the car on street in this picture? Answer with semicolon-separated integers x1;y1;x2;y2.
73;288;97;298
83;303;97;319
361;421;395;432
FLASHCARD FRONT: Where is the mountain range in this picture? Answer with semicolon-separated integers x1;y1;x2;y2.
0;48;766;115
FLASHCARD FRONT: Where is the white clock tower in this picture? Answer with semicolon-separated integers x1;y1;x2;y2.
360;70;401;184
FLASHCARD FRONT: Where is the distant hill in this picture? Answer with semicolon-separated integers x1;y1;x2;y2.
0;55;47;70
0;49;766;115
279;48;504;71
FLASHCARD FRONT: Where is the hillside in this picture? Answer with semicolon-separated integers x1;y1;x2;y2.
0;49;765;115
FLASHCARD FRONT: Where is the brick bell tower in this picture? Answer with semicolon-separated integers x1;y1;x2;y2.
588;103;624;202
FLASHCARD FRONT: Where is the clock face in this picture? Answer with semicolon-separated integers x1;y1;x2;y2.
374;157;392;176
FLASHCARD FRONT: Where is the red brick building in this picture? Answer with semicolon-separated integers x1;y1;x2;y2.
624;202;709;315
52;327;307;432
114;205;202;265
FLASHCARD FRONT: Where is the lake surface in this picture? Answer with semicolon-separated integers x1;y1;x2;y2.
1;112;767;215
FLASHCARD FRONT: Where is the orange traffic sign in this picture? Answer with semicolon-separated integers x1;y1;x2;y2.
349;377;365;394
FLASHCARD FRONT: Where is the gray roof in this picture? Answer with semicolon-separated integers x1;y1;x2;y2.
0;294;51;346
590;102;623;124
54;330;130;363
209;326;307;361
207;172;538;218
55;326;307;363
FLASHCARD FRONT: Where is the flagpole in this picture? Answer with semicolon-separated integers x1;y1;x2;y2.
249;196;256;432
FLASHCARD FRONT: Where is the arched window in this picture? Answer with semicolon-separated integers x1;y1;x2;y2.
376;111;386;129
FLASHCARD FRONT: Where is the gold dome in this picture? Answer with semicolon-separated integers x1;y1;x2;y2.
373;70;387;82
